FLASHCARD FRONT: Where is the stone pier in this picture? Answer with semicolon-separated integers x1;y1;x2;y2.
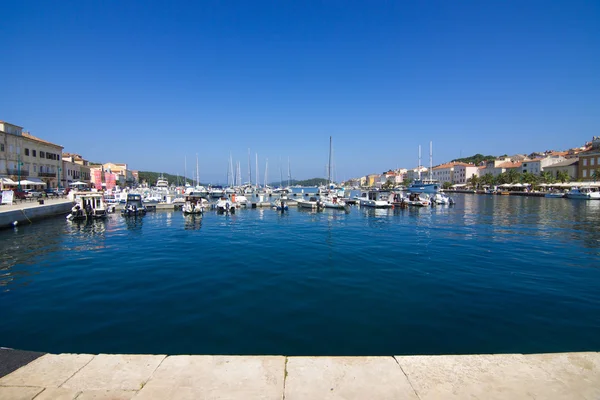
0;350;598;399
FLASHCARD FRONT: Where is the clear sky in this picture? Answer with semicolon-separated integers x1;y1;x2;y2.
1;0;599;184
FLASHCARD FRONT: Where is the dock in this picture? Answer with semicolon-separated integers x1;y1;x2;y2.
0;198;74;230
0;350;597;399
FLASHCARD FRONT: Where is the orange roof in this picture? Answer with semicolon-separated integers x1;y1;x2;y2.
22;132;63;148
497;161;522;169
433;162;471;170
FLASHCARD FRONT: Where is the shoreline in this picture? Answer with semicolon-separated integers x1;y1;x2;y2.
0;349;598;399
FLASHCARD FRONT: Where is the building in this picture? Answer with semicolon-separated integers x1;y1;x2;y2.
61;153;92;188
520;155;566;175
543;158;579;181
102;162;135;187
452;164;480;185
1;121;63;189
406;167;429;182
578;137;600;181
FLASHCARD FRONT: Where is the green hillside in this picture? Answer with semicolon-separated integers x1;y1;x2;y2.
138;171;198;186
450;154;497;165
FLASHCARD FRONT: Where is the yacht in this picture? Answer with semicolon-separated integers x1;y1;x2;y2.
566;187;600;200
67;193;108;220
121;194;147;216
408;179;441;194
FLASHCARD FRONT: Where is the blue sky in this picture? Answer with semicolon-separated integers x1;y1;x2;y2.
1;1;599;183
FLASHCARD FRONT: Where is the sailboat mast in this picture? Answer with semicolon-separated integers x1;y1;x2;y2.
184;155;187;186
256;153;259;188
429;141;433;181
288;157;291;187
248;148;251;186
328;136;332;187
418;145;422;180
196;153;199;187
264;158;268;188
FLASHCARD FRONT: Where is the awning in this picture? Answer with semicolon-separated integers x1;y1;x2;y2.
19;179;47;186
70;181;88;186
1;177;16;185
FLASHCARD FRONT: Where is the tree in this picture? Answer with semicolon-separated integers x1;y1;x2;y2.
382;178;394;189
556;170;570;183
442;181;453;190
593;169;600;182
467;174;480;189
506;169;520;183
540;171;554;184
480;173;495;186
521;172;538;185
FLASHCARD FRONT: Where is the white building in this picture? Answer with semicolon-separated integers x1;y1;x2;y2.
453;164;480;184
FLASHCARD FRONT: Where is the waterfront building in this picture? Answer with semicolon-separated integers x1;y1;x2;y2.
543;158;579;180
62;153;92;188
0;120;63;189
578;137;600;181
452;164;480;185
520;155;566;175
406;167;429;182
102;162;135;187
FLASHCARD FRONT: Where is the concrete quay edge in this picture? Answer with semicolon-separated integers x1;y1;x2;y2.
0;198;74;230
0;351;598;399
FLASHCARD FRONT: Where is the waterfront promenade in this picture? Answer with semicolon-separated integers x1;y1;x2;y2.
0;350;598;399
0;197;73;229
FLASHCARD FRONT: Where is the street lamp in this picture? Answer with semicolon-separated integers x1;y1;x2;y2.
17;155;23;191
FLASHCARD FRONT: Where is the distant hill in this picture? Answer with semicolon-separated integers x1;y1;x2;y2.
138;171;196;186
451;154;497;165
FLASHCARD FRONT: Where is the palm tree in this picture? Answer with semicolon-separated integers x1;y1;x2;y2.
556;170;570;183
506;169;520;183
592;168;600;182
540;171;554;184
468;174;480;189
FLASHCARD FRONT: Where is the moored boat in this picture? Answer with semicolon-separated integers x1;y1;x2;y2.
67;193;108;220
357;190;393;208
121;194;147;216
182;195;208;215
215;197;235;214
565;187;600;200
296;196;323;210
407;192;431;207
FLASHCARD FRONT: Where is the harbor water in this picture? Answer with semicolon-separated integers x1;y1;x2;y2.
1;194;599;355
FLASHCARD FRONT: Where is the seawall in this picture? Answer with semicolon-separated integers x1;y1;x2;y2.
0;199;74;230
0;350;598;399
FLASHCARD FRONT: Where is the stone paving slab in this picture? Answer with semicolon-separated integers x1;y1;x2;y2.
61;354;166;391
0;386;43;400
33;387;81;400
0;353;94;388
395;353;583;399
284;356;419;400
133;355;285;400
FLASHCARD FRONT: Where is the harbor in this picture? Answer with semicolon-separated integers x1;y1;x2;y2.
0;349;598;399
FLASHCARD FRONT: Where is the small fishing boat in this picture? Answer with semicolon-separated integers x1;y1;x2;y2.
296;196;323;210
565;186;600;200
215;197;235;214
433;193;455;205
66;193;108;221
544;190;565;198
407;192;431;207
121;194;147;216
182;195;208;215
272;198;289;211
357;190;392;208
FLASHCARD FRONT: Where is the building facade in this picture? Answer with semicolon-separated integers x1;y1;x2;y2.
578;137;600;181
452;164;479;184
1;121;63;189
543;159;579;180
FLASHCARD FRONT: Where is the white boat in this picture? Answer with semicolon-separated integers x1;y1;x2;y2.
182;195;208;215
321;193;349;210
215;197;235;214
357;190;393;208
121;194;147;216
408;142;440;194
433;192;455;205
231;194;250;208
156;175;169;190
407;192;431;207
67;193;108;220
272;198;289;211
296;196;323;210
566;187;600;200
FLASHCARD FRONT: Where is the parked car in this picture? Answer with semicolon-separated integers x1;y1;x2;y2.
24;189;43;198
44;188;59;197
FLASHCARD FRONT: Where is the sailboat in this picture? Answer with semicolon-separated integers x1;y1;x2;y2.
408;141;440;194
321;137;349;210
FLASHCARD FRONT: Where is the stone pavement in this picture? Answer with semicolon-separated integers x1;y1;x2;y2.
0;352;598;399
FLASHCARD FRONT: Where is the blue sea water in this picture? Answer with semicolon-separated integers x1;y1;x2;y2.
1;194;599;356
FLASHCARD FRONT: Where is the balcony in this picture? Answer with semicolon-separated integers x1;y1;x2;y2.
6;169;29;177
38;172;57;177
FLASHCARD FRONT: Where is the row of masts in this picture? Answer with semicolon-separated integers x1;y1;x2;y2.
417;141;434;181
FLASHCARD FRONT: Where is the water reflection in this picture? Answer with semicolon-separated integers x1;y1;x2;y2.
124;215;144;232
183;214;202;231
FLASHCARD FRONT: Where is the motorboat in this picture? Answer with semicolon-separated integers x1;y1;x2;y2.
215;197;235;214
67;193;108;220
407;192;431;207
182;195;208;215
272;198;289;211
566;187;600;200
121;194;147;216
296;196;323;210
231;194;250;208
408;179;440;194
544;190;566;198
356;190;393;208
321;192;349;210
433;192;455;205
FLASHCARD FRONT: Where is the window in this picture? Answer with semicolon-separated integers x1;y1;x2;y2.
33;165;37;172
583;158;588;166
40;151;45;158
25;148;30;156
592;158;596;166
32;150;36;157
0;144;4;151
9;145;13;153
583;170;587;178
